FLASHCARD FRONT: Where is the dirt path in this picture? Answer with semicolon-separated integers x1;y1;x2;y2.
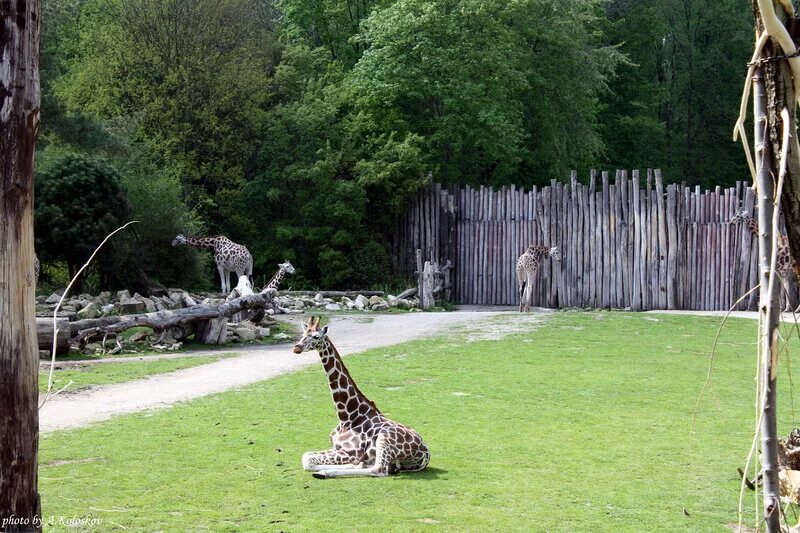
40;310;540;433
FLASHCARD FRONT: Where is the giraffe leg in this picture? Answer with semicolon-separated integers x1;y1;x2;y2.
313;433;395;479
217;264;227;294
301;449;360;472
518;281;526;313
524;274;534;312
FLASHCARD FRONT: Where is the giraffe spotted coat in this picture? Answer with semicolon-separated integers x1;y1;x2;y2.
293;317;430;478
731;211;792;276
516;245;560;312
171;235;253;294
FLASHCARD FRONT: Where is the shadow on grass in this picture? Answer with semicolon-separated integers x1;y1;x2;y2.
308;467;448;481
410;466;447;480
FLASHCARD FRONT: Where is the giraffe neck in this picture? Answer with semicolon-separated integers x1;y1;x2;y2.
184;236;220;250
526;245;550;258
317;339;380;423
266;267;286;290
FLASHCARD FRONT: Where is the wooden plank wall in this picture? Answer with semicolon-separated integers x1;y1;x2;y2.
390;169;776;310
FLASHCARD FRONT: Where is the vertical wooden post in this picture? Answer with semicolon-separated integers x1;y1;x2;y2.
0;1;43;531
754;65;781;532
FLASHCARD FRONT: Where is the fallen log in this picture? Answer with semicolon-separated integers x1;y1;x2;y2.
396;287;417;300
37;317;70;355
74;288;278;345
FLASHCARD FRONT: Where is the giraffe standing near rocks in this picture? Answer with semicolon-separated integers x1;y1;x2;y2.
293;317;430;478
516;245;560;312
171;235;253;294
731;210;795;309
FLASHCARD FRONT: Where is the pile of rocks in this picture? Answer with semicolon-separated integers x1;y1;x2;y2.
275;292;420;313
36;289;206;321
36;289;421;323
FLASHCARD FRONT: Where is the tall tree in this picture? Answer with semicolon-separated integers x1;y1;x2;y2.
0;1;43;532
600;0;753;187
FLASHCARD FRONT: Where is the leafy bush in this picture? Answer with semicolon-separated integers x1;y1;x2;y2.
35;153;130;290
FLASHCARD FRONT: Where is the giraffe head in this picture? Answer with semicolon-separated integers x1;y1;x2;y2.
171;234;188;246
731;210;750;224
293;316;329;354
548;246;560;262
280;260;296;275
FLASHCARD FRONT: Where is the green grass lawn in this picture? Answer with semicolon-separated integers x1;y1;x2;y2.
38;312;796;531
39;354;237;394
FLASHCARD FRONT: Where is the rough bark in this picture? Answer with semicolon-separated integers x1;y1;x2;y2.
0;1;43;531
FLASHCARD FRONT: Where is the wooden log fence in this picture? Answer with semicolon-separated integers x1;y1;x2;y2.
390;169;793;310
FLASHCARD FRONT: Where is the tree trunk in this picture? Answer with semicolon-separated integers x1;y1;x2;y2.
754;65;782;532
0;1;43;531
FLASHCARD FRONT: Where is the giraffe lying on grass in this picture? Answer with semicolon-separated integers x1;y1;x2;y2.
516;245;560;312
293;317;430;478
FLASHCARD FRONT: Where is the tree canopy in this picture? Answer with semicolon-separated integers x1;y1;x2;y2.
37;0;754;289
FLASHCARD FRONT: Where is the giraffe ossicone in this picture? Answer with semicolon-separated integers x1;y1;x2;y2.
293;316;430;478
171;234;253;294
516;244;560;312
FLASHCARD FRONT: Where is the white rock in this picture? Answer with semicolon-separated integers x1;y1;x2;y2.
354;294;369;309
325;303;342;311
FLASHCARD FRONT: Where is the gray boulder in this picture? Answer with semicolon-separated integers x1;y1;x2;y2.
325;303;342;311
44;291;62;304
233;327;256;342
76;302;100;320
372;302;390;312
116;298;146;315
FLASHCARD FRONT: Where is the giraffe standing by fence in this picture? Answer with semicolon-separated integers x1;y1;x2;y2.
172;235;253;294
293;317;430;478
516;245;560;312
731;210;796;310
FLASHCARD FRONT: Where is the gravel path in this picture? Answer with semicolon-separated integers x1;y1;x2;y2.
40;310;540;433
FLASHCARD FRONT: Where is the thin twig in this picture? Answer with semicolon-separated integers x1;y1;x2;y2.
692;284;760;450
40;221;139;409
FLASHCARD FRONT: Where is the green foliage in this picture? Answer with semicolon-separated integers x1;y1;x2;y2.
599;0;753;187
351;0;623;185
35;153;130;288
37;0;753;289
